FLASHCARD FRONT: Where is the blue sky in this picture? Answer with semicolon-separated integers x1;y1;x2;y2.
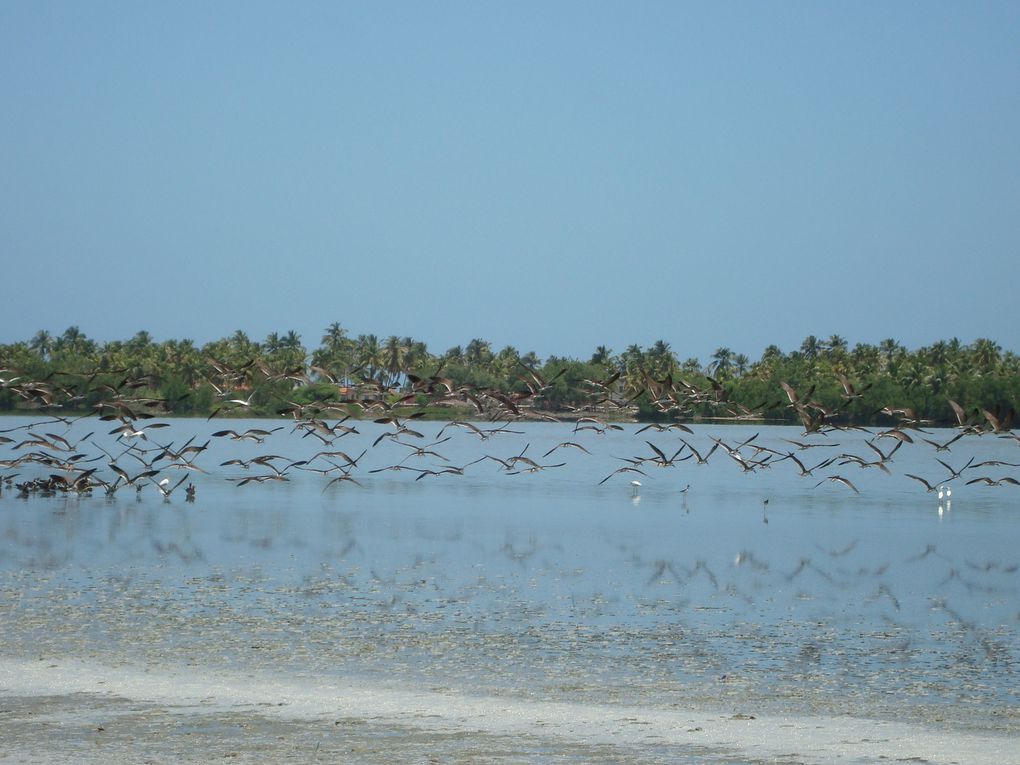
2;2;1018;364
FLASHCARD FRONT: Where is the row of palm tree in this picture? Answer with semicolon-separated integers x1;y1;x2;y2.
3;325;1018;424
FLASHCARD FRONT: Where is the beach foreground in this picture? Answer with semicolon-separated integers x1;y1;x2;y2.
2;657;1016;765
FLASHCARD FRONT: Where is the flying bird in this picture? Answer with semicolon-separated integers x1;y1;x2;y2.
814;475;860;494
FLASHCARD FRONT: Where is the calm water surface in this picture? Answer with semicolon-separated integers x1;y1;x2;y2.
1;416;1018;763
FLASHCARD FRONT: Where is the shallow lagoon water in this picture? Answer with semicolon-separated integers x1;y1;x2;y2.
1;416;1018;762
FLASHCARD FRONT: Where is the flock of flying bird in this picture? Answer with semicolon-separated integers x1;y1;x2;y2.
1;359;1019;501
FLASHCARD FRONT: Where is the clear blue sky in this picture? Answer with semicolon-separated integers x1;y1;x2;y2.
2;2;1018;364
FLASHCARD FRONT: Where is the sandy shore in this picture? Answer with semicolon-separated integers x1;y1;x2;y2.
3;656;1018;765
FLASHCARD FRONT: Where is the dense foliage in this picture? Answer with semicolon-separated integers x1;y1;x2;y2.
2;326;1017;428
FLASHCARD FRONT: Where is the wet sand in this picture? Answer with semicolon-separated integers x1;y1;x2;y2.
3;656;1017;765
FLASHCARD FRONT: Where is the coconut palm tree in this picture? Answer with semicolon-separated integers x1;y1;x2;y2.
263;332;283;355
321;322;348;351
826;334;848;358
493;345;520;377
971;338;1001;371
29;330;53;360
620;346;646;399
733;353;750;377
879;338;903;366
312;323;352;380
709;347;734;377
382;335;407;387
680;357;702;374
465;338;493;368
353;334;382;383
165;338;202;387
56;325;95;356
620;344;644;368
849;343;880;377
646;340;677;379
224;330;259;369
590;345;613;366
520;351;541;369
126;330;153;353
403;338;430;370
800;335;821;360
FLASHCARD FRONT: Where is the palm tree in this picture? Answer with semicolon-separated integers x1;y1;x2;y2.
313;323;352;380
382;335;406;387
227;330;258;368
709;347;734;377
971;338;1001;371
29;330;53;360
321;322;348;351
353;334;382;382
282;330;302;349
464;338;493;368
127;330;153;352
620;344;644;368
55;325;95;356
1001;350;1020;375
520;351;540;368
800;335;821;360
879;338;902;366
733;353;750;377
494;345;520;377
264;330;307;373
753;345;783;379
826;334;848;357
95;340;128;379
262;332;283;354
680;357;702;374
620;345;646;398
849;343;881;377
167;338;201;387
590;345;613;366
646;340;677;378
404;339;430;370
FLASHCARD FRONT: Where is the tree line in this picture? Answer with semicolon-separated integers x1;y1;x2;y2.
1;325;1017;427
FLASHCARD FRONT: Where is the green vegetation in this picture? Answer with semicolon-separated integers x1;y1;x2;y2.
2;326;1017;428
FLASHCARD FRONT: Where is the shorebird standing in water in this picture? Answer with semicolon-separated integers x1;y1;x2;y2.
630;479;643;505
679;484;690;512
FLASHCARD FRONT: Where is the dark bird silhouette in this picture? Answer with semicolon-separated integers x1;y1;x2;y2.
542;441;592;458
599;466;648;485
936;456;975;482
904;474;941;493
965;476;1020;487
814;475;860;494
